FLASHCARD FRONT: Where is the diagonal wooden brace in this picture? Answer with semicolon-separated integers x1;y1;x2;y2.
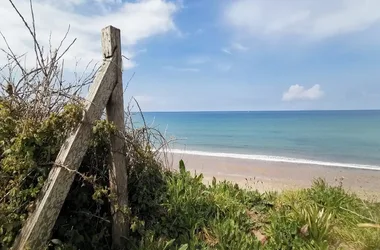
12;29;120;250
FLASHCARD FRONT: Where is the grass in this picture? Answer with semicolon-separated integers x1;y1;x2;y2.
1;102;379;249
120;160;380;250
1;2;379;248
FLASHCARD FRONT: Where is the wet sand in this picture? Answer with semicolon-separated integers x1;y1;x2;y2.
163;152;380;201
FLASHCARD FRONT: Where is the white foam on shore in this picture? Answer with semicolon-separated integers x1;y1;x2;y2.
162;149;380;171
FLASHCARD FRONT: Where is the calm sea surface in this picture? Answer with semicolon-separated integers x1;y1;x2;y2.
136;111;380;169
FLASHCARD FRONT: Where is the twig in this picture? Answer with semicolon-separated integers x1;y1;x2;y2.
340;206;377;223
133;97;150;144
56;38;77;62
123;72;135;93
73;211;111;223
8;0;44;71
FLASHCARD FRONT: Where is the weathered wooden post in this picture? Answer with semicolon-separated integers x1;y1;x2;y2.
103;26;129;249
12;26;128;250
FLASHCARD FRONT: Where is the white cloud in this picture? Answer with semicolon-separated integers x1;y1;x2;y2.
186;55;209;65
224;0;380;40
231;42;248;51
95;0;122;4
0;0;178;72
221;48;232;55
221;42;249;55
163;65;200;72
282;84;324;101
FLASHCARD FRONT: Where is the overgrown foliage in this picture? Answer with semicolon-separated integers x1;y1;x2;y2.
1;1;380;249
0;100;83;248
1;104;380;250
120;164;380;250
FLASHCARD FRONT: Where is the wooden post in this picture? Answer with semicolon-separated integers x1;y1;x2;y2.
102;26;129;249
12;27;121;250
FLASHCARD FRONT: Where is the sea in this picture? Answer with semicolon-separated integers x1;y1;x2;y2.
135;110;380;170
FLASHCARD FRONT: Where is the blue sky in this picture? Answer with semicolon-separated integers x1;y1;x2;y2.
2;0;380;111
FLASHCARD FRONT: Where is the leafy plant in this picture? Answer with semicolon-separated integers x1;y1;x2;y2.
1;3;380;247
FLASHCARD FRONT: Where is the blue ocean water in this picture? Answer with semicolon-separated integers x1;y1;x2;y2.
136;110;380;169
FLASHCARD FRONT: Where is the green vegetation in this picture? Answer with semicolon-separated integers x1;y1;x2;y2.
126;165;380;250
1;95;379;249
1;2;379;248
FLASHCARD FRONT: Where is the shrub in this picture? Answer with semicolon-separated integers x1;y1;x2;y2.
1;2;380;249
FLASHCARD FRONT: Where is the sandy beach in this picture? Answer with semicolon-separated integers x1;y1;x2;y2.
164;152;380;201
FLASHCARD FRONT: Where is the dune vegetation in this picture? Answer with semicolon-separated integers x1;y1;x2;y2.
1;97;380;249
1;2;380;249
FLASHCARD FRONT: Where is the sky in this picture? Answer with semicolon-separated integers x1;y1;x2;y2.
1;0;380;111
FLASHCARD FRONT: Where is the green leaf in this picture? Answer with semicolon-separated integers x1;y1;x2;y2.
51;239;63;245
2;148;12;156
196;173;203;182
179;160;186;174
178;188;185;197
178;244;188;250
163;239;175;250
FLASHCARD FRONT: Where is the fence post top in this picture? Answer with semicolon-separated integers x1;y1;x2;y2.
101;26;121;58
102;25;120;32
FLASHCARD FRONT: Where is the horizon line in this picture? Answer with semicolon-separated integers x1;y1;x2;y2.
137;109;380;113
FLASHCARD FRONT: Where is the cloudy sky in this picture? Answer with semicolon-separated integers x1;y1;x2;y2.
1;0;380;111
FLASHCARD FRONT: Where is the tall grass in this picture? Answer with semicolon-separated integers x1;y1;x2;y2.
125;163;380;250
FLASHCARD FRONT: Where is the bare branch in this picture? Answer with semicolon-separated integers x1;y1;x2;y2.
56;38;77;62
8;0;45;71
123;71;135;93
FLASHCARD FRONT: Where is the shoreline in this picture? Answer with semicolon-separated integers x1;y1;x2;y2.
163;152;380;201
166;149;380;171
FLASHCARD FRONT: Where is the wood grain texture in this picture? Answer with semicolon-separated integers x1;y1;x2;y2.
12;45;119;250
102;26;129;250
